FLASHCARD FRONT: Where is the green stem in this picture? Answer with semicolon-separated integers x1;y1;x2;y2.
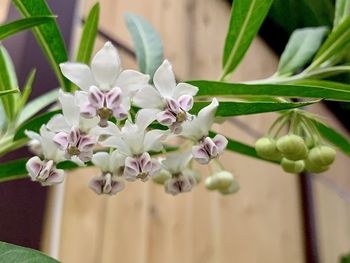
0;137;28;157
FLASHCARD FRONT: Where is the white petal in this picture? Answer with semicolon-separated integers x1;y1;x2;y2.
133;85;164;109
47;114;71;133
197;98;218;132
39;126;62;161
116;70;150;97
135;108;159;130
60;62;95;91
161;151;192;174
101;136;132;156
90;122;121;137
153;60;176;97
43;168;65;186
173;83;198;99
58;90;80;127
109;151;126;173
92;152;110;172
25;130;41;141
144;129;167;152
26;156;42;179
91;42;121;89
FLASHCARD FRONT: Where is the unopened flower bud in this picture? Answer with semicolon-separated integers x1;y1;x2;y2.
281;158;305;174
205;171;235;191
308;146;336;167
152;169;172;185
304;159;329;174
219;180;240;195
255;137;282;161
205;176;218;190
276;134;308;161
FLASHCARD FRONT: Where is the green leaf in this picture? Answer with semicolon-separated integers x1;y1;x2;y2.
192;100;316;117
0;89;19;97
278;27;328;76
0;16;55;41
12;0;70;92
0;159;28;182
125;13;164;77
76;2;100;64
308;15;350;70
334;0;350;28
16;69;35;118
0;45;19;122
188;80;350;102
221;0;274;80
209;131;277;164
0;241;59;262
14;110;60;141
313;119;350;156
17;89;58;126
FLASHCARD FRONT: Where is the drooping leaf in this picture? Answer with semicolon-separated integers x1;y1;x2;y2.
278;27;328;75
17;89;58;126
313;119;350;156
16;69;36;118
76;2;100;64
334;0;350;28
188;80;350;102
0;45;19;122
12;0;70;91
0;16;55;40
14;110;60;141
308;15;350;70
0;241;59;262
209;131;278;164
125;13;164;77
192;100;317;117
221;0;274;80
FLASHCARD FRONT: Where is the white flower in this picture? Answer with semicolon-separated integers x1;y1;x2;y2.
88;151;125;195
26;157;64;186
161;152;197;195
97;109;165;181
60;42;149;125
133;60;198;133
181;98;228;164
47;90;97;164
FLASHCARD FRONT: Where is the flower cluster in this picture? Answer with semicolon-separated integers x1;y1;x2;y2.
255;110;336;174
25;42;235;196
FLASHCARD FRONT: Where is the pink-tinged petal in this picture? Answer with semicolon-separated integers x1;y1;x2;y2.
170;122;183;134
43;169;65;186
110;178;125;195
123;156;139;179
78;150;93;162
88;86;104;108
59;62;95;91
165;98;180;113
150;159;161;176
78;135;96;151
213;134;228;153
91;42;121;89
178;95;193;111
165;176;193;196
88;176;104;195
105;87;122;108
38;160;54;181
111;105;128;120
139;152;153;172
156;110;176;126
133;85;164;109
173;83;199;99
153;60;176;97
69;127;80;145
192;145;210;164
80;103;97;118
26;156;43;180
203;137;219;157
103;173;113;193
53;132;69;150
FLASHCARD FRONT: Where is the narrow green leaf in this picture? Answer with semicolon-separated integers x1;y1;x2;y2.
188;80;350;102
221;0;274;80
313;119;350;156
334;0;350;28
308;15;350;70
0;241;59;262
76;2;100;64
14;110;60;141
125;13;164;77
278;27;328;75
12;0;70;92
0;45;19;121
17;89;58;126
192;100;316;117
209;131;278;164
16;69;35;117
0;159;28;182
0;16;55;40
0;89;19;97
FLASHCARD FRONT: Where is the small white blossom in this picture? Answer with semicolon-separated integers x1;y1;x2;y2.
133;60;198;133
88;151;125;195
181;98;228;164
60;42;149;126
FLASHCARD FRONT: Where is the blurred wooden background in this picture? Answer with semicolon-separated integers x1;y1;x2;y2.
1;0;350;262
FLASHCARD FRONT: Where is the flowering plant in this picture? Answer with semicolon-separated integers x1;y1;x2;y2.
1;0;350;260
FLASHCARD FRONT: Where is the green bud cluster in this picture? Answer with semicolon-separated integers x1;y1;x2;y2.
205;171;239;195
255;111;336;174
